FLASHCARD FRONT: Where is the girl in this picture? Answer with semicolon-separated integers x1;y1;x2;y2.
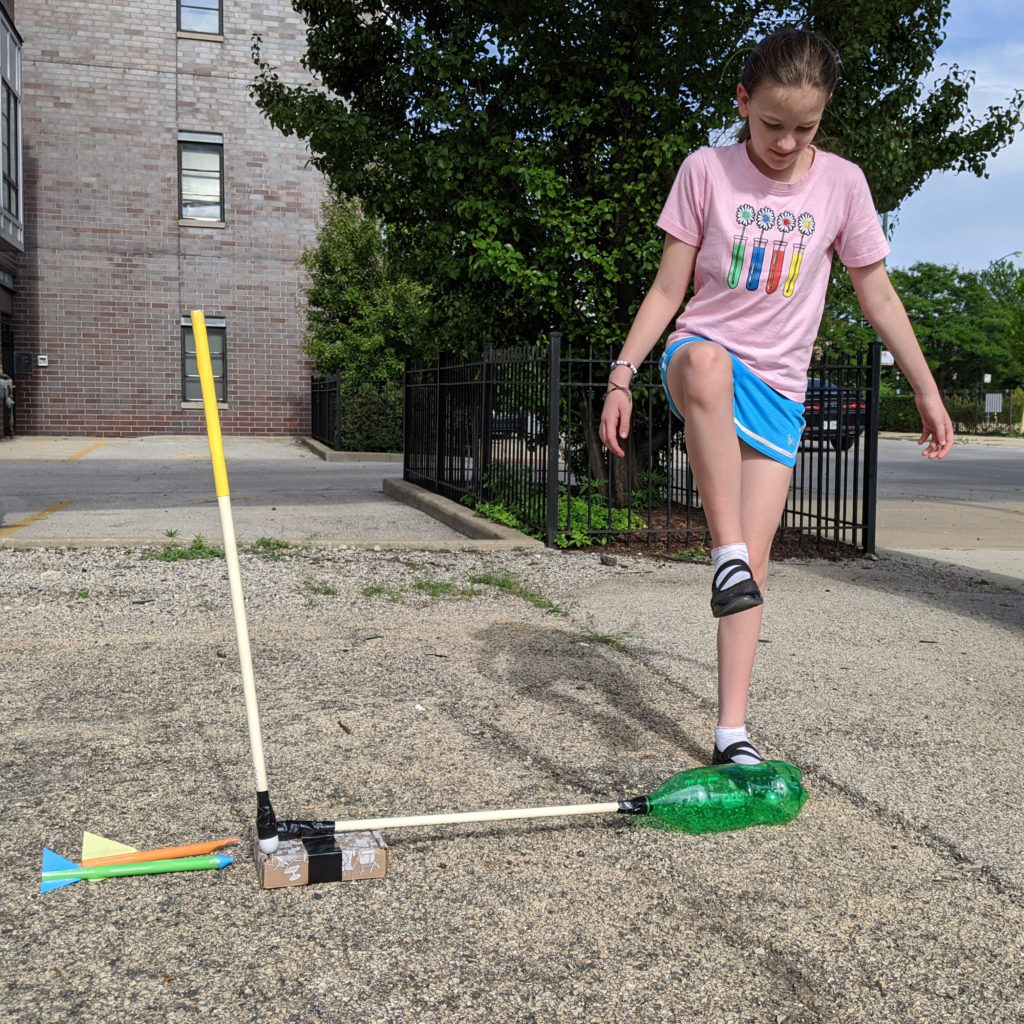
599;27;953;766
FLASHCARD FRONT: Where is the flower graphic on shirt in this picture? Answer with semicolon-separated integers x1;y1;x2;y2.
778;210;797;234
797;212;816;236
756;207;776;231
729;205;757;289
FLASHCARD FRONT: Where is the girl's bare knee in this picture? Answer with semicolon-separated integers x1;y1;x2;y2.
677;340;731;375
670;342;733;410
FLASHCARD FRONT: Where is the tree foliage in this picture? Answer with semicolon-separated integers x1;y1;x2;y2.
821;260;1024;391
253;0;1022;359
299;194;427;381
889;262;1023;391
812;3;1023;214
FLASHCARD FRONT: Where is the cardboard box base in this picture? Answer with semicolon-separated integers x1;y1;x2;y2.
254;831;388;888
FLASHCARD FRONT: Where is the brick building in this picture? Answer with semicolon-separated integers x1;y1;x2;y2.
5;0;324;437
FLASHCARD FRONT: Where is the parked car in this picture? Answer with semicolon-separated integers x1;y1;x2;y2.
803;377;866;450
491;409;531;440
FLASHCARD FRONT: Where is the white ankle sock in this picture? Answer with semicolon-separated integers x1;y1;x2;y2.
715;725;763;764
711;543;751;590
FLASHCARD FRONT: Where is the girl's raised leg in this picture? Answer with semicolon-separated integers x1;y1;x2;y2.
716;447;794;729
662;341;744;546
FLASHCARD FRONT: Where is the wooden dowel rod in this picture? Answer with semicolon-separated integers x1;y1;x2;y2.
333;801;623;832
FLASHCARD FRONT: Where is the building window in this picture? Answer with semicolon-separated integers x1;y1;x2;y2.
0;8;22;251
179;0;222;35
2;81;17;219
178;132;223;222
182;317;226;403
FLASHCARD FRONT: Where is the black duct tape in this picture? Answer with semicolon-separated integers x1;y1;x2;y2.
276;819;336;839
301;834;344;885
256;790;278;839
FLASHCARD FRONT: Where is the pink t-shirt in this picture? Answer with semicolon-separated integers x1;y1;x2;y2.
657;143;890;401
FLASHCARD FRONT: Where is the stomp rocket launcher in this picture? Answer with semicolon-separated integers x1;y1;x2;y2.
188;312;808;889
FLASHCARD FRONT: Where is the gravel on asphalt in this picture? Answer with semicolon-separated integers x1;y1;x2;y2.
3;543;1022;1023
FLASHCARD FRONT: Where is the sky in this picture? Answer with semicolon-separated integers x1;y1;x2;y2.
888;1;1024;271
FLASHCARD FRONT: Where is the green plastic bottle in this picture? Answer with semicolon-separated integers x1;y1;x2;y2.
618;760;807;834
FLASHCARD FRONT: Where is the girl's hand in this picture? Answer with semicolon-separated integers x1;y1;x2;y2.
915;393;955;459
599;389;632;457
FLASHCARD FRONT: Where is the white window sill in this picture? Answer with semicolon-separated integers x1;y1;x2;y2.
177;31;224;42
179;219;226;229
181;401;227;410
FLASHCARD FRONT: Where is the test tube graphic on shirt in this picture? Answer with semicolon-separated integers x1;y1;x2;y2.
729;204;756;288
783;213;816;297
766;211;796;293
746;207;776;290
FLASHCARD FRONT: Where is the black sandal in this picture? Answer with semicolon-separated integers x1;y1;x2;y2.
711;740;764;765
710;559;764;618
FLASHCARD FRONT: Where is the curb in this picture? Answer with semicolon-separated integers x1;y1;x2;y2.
382;478;544;549
300;438;403;462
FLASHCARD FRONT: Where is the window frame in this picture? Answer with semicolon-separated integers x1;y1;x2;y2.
178;131;224;224
181;316;227;405
0;7;22;251
178;0;223;36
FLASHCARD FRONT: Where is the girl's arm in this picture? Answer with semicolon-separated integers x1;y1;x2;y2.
600;235;698;456
847;260;954;460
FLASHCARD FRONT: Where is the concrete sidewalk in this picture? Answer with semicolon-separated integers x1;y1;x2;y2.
0;435;533;551
1;431;1021;587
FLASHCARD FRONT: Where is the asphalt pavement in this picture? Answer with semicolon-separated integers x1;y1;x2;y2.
1;431;1022;588
2;432;1022;1024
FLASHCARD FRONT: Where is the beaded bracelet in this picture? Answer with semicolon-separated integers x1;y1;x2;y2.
610;359;638;376
604;381;632;402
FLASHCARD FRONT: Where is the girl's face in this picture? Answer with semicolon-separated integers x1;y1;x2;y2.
737;81;830;182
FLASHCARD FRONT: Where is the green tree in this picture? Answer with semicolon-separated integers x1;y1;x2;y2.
300;194;427;381
979;258;1024;385
812;6;1023;215
252;1;1022;485
253;0;1021;354
889;262;1016;391
302;195;427;451
817;265;878;359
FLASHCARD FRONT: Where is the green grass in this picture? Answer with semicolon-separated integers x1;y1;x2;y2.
412;578;481;599
303;578;339;596
358;570;562;612
468;570;564;615
145;535;224;561
144;534;291;562
671;544;708;562
579;632;627;652
244;537;291;560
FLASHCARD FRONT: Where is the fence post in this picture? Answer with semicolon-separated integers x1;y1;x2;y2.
434;355;446;490
402;362;411;481
861;340;881;554
546;331;562;548
332;373;343;451
479;344;495;499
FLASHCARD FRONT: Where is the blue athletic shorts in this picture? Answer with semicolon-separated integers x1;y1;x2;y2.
659;337;805;468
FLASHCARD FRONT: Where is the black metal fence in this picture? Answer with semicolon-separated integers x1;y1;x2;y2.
311;375;340;448
311;374;403;453
403;338;882;554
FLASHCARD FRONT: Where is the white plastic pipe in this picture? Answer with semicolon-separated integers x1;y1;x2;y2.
330;801;622;833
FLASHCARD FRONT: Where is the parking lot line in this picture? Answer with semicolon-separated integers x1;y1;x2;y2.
0;500;71;537
67;441;107;462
